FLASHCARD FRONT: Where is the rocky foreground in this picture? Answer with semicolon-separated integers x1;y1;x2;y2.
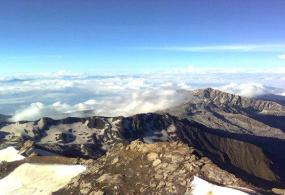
1;140;267;195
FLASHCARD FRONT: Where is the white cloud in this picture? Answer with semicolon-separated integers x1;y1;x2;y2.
160;65;285;74
0;71;86;82
102;89;186;116
219;82;285;97
11;102;45;121
9;89;186;121
10;99;98;122
0;78;82;95
135;44;285;52
279;54;285;59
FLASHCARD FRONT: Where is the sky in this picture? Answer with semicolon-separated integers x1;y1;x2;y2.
0;0;285;74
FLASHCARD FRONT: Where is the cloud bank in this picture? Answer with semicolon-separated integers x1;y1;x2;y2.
9;89;188;122
219;83;270;97
0;72;284;121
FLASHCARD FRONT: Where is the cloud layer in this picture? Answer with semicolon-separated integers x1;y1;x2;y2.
1;72;284;121
220;83;271;97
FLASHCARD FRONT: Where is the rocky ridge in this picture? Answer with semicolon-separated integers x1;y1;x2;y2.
166;88;285;138
1;113;284;189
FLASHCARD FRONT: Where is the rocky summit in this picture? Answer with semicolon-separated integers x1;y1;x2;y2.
0;89;285;194
55;141;259;195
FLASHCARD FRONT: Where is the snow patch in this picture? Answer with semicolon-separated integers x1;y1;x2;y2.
0;163;86;195
0;147;25;163
191;176;249;195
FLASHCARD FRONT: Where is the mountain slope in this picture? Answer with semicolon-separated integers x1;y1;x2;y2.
165;88;285;139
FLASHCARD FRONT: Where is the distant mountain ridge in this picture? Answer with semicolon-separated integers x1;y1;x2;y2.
257;93;285;106
165;88;285;139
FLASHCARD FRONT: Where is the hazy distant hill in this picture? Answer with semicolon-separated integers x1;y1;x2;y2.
0;114;9;123
257;93;285;106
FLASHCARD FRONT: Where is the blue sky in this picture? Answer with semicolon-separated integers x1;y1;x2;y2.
0;0;285;74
